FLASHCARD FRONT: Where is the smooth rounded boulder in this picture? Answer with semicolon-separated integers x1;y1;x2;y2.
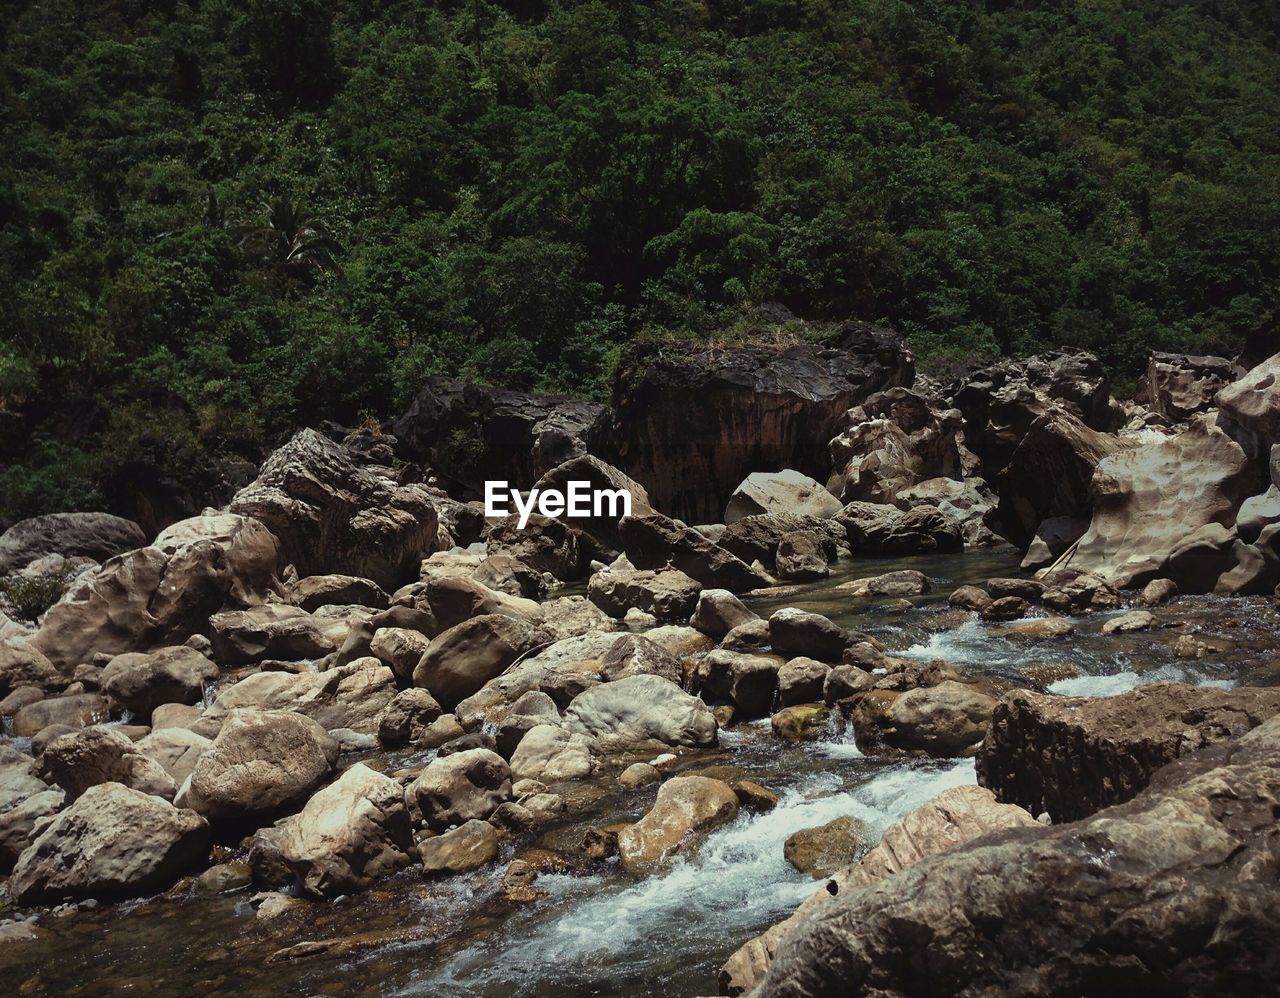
509;724;595;782
40;727;178;801
617;776;738;873
413;614;548;710
101;646;219;716
563;674;718;750
768;608;857;662
406;748;512;832
8;782;209;905
880;681;997;756
689;589;759;638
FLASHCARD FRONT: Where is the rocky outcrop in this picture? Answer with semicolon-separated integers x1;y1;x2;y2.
977;682;1280;822
725;471;842;524
0;513;146;574
32;511;280;670
8;783;209;905
608;331;913;523
280;763;414;898
392;377;607;499
720;785;1038;994
1140;352;1241;421
756;716;1280;997
563;674;718;749
230;429;440;589
1064;415;1260;590
617;776;738;873
826;388;962;504
619;512;770;592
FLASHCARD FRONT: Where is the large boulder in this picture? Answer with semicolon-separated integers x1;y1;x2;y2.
530;455;653;554
412;614;549;710
40;727;177;801
8;783;209;905
405;748;512;832
756;716;1280;997
392;377;607;500
598;634;682;684
616;775;739;873
281;763;414;898
282;574;390;612
837;502;963;555
134;728;212;784
101;646;219;716
508;724;595;782
718;514;844;573
725;471;842;524
587;567;702;621
619;511;770;592
32;511;280;670
1065;415;1260;590
720;785;1040;994
1216;350;1280;455
690;589;760;638
768;609;856;662
0;645;64;698
563;674;718;749
230;428;440;589
11;693;109;738
0;745;50;812
208;604;348;664
977;683;1280;822
422;575;542;632
177;709;339;822
872;682;997;757
826;388;962;504
0;513;146;575
1141;352;1241;421
608;331;913;523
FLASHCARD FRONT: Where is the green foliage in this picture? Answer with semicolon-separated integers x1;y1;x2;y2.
0;562;82;623
2;0;1279;521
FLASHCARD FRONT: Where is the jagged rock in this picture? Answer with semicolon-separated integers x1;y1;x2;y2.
177;709;339;822
563;674;718;749
726;471;842;524
1038;568;1122;613
1065;415;1259;591
281;763;414;898
0;513;146;575
196;660;396;736
784;815;866;879
827;388;962;504
412;614;549;710
230;428;440;589
587;567;702;621
690;589;760;638
837;502;963;555
599;634;682;684
40;727;177;801
609;333;913;523
619;511;769;592
405;748;512;832
484;514;592;582
8;783;209;905
376;688;443;746
283;575;389;612
977;682;1280;822
756;717;1280;997
134;728;212;784
509;724;595;782
419;819;499;875
720;785;1037;995
101;646;218;716
1020;515;1089;571
1141;352;1242;421
616;776;739;873
392;377;607;499
768;609;856;662
0;646;64;698
530;455;653;554
895;477;1001;548
33;511;280;670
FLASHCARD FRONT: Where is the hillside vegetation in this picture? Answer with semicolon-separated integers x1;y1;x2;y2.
2;0;1279;522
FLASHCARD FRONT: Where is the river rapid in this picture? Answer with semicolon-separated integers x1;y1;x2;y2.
3;549;1278;996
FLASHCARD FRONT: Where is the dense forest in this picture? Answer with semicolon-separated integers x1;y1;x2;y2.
2;0;1279;524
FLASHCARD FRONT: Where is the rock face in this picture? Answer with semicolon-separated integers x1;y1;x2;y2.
406;748;512;832
977;682;1280;822
33;511;280;670
619;512;770;592
587;567;702;621
1141;352;1241;421
616;776;739;873
0;513;146;574
563;674;718;749
230;428;440;589
608;332;913;523
720;785;1039;994
826;388;962;504
725;471;842;524
101;646;219;715
413;614;549;710
281;763;414;898
178;709;339;822
756;717;1280;998
1065;415;1259;590
392;377;607;499
8;783;209;905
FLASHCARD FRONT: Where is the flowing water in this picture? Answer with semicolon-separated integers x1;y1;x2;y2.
3;550;1278;995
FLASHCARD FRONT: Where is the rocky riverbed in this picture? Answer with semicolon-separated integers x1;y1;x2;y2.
3;335;1280;995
